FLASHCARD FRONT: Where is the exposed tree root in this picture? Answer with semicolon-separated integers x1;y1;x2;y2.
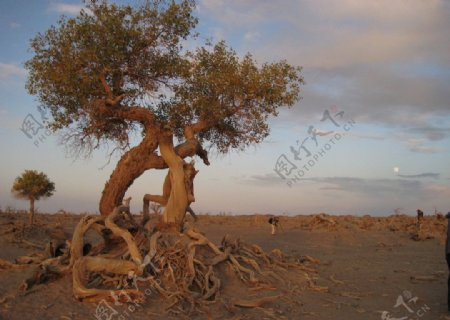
19;264;63;292
105;206;143;266
0;258;30;270
13;207;318;317
72;256;143;302
69;215;102;268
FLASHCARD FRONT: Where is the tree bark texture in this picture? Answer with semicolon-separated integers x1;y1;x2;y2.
99;132;158;216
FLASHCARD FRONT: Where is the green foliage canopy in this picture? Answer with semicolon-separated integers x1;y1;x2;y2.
11;170;55;201
25;0;303;154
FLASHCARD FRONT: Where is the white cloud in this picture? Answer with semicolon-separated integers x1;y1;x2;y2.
244;31;260;42
9;22;20;29
346;133;385;141
49;3;89;15
200;0;282;26
427;184;450;193
257;0;449;68
0;63;27;79
212;27;225;41
404;138;445;154
198;0;450;129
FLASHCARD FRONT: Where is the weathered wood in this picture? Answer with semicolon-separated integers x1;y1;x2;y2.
69;216;101;267
105;206;143;266
72;256;143;302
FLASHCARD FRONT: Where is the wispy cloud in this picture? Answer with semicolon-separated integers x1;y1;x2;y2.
49;3;89;15
354;134;385;140
398;173;440;179
310;177;424;197
409;127;450;141
199;0;273;27
243;174;447;199
425;184;450;195
244;31;260;42
341;132;385;141
0;63;27;79
404;138;445;154
199;0;450;129
240;173;285;186
9;22;20;29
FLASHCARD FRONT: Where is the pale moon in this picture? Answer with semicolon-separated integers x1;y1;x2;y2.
393;166;400;173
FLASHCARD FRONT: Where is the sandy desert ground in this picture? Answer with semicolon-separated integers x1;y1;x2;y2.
0;210;449;320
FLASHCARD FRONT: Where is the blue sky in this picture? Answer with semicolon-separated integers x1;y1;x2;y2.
0;0;449;216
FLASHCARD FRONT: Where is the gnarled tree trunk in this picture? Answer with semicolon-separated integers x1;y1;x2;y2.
143;166;197;221
100;122;208;218
99;131;159;216
158;129;190;229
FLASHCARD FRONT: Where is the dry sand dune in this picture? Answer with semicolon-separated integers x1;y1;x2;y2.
0;211;448;320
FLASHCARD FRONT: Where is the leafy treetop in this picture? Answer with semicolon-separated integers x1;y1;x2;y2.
11;170;55;200
25;0;303;155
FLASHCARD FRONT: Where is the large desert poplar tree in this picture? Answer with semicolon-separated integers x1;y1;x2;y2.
25;0;303;229
11;170;55;225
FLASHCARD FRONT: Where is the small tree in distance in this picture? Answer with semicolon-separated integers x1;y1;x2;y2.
11;170;55;225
